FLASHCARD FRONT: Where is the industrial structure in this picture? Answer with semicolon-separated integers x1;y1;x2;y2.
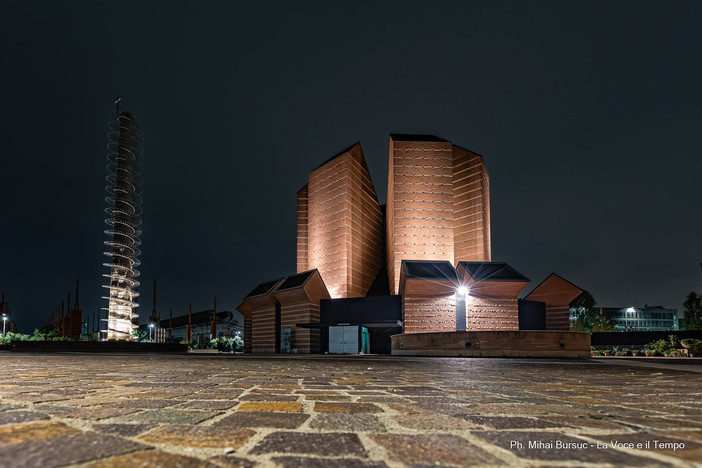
102;99;144;340
150;309;244;343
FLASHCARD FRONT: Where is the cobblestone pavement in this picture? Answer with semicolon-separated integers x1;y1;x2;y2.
0;353;701;467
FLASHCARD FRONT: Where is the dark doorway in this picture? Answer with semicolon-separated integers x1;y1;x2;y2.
456;295;466;331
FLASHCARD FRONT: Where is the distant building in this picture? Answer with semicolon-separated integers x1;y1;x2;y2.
569;305;681;332
152;309;244;342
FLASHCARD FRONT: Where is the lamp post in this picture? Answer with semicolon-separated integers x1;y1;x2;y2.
2;314;7;336
149;323;154;342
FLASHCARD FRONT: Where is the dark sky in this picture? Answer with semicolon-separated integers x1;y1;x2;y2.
1;1;700;332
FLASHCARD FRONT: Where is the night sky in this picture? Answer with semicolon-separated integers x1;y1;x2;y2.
1;1;700;333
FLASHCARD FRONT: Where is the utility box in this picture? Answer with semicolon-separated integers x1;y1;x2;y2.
328;325;369;354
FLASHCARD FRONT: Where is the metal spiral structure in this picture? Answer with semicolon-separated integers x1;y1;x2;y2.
101;104;143;340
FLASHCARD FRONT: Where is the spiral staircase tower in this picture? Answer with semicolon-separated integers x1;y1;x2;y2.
102;102;143;340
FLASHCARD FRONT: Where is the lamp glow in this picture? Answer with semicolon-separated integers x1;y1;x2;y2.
457;286;469;296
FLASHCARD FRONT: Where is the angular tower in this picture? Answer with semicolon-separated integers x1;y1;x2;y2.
102;99;143;340
297;143;384;298
386;134;491;294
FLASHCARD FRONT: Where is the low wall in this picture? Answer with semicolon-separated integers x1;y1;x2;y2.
11;341;188;353
391;331;590;358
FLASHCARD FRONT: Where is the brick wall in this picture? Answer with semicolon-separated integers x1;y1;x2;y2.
388;139;455;294
303;144;383;299
452;146;490;262
392;331;591;358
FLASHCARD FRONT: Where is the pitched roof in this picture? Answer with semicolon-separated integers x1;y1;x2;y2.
401;260;458;281
244;278;284;298
457;261;529;282
276;270;316;292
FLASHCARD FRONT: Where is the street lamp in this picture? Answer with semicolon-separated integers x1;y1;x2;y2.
1;314;7;336
149;323;154;342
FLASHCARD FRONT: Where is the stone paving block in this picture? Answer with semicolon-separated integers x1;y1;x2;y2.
0;421;79;445
239;394;299;402
251;432;367;457
460;415;567;429
175;400;239;410
208;455;257;467
542;415;633;432
314;403;382;413
393;413;477;431
9;393;72;404
113;398;185;409
86;449;218;467
0;431;147;468
139;425;255;449
371;433;501;466
104;408;220;424
304;395;352;402
92;424;155;437
472;431;667;465
610;416;702;431
65;406;141;421
218;412;309;429
661;430;702;442
190;392;244;400
271;457;389;467
238;402;302;413
0;410;49;425
309;414;387;432
0;404;22;411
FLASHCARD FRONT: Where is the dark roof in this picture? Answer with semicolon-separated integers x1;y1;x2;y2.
401;260;458;281
457;262;529;282
245;278;284;298
313;142;360;171
276;270;316;291
157;310;239;329
390;134;448;142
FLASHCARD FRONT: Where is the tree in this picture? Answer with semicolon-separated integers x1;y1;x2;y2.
570;291;615;332
131;328;149;342
683;292;702;330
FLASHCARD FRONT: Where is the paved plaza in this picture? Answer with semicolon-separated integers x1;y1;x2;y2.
0;353;701;467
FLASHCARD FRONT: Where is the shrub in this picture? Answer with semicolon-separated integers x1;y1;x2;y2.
681;339;702;356
646;339;674;356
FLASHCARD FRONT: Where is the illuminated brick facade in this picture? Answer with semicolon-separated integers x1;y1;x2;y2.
400;261;527;334
297;143;383;299
452;145;491;263
387;135;491;295
457;262;529;331
524;273;583;331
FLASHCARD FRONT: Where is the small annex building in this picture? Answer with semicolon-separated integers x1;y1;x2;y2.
399;260;530;333
237;269;330;354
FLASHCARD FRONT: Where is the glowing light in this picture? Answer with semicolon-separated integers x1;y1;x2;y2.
457;286;469;296
627;307;635;313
